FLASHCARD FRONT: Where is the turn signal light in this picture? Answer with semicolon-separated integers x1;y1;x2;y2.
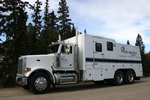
27;67;31;71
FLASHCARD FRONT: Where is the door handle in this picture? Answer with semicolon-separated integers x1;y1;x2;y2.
101;53;104;55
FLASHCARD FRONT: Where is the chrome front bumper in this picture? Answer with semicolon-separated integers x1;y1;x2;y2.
16;75;28;86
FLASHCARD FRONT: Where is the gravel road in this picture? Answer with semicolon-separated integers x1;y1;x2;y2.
0;77;150;100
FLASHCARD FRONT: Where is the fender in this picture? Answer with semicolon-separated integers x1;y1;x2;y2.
26;67;56;84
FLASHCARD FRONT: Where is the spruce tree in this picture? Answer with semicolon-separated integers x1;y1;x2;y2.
71;25;76;37
48;11;58;42
26;23;35;54
135;34;147;76
135;34;145;57
142;52;150;76
84;29;87;34
42;0;50;39
0;0;28;87
41;0;58;53
43;0;49;29
57;0;73;40
40;0;50;53
127;40;130;45
31;0;42;54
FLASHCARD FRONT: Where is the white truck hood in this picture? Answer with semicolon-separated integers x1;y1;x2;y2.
20;54;55;77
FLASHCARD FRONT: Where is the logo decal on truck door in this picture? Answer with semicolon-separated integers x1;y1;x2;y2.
61;56;68;61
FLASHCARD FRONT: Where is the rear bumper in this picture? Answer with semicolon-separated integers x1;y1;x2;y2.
16;75;28;86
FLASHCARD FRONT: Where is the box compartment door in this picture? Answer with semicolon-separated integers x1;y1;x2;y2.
93;37;105;81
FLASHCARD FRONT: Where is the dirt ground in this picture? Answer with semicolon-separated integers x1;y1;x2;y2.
0;77;150;100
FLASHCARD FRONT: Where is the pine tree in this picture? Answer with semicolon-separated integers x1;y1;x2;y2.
41;9;58;53
0;0;28;87
142;52;150;76
40;0;50;53
42;0;50;39
71;25;76;37
26;23;35;54
0;1;6;38
57;0;73;40
31;0;42;54
135;34;145;57
48;11;58;42
135;34;148;76
84;29;87;34
43;0;49;30
127;40;130;45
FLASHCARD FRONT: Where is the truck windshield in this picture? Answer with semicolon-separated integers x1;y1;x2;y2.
49;44;59;53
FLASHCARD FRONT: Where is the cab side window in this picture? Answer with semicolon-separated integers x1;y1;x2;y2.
61;45;65;53
95;43;102;52
61;45;72;54
107;42;113;51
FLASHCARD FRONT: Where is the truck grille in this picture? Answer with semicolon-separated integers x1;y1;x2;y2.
18;58;23;74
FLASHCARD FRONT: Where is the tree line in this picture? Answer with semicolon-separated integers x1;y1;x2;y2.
132;34;150;77
0;0;75;87
0;0;150;87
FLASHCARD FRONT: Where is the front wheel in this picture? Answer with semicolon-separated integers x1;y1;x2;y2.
114;71;124;86
29;73;50;94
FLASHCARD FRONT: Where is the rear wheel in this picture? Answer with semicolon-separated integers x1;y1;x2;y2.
125;70;135;84
114;71;124;86
29;73;50;94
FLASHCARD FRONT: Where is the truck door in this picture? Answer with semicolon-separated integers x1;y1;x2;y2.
60;45;74;69
93;37;104;81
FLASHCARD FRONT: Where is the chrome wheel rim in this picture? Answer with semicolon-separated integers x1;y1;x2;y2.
34;77;47;91
128;73;134;82
117;74;123;83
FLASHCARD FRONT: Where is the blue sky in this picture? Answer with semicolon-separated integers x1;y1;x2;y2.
24;0;150;52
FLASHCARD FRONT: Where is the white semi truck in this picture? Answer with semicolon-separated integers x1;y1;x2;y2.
16;32;143;94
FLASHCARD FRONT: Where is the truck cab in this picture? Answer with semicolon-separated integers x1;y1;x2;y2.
16;42;78;94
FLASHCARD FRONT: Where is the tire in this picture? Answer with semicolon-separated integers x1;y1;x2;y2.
29;73;50;94
125;70;135;84
114;71;124;86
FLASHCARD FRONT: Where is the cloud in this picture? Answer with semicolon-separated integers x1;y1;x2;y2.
22;0;150;52
67;0;150;52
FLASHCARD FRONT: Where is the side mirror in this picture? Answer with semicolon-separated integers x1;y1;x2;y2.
65;45;70;53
